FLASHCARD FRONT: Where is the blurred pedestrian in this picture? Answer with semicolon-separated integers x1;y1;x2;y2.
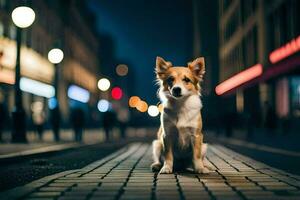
71;108;85;142
102;110;116;142
50;106;61;142
117;108;129;139
0;101;8;141
32;102;46;140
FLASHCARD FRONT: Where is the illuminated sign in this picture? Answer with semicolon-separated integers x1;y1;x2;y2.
67;85;90;103
20;77;55;98
269;35;300;64
0;37;54;83
215;64;263;95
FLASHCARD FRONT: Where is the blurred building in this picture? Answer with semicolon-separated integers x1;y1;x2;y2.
218;0;300;129
192;0;219;128
0;0;100;129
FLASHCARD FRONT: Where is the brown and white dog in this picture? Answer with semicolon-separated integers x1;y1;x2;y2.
151;56;210;174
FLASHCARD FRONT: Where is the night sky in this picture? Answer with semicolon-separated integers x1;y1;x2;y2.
88;0;194;104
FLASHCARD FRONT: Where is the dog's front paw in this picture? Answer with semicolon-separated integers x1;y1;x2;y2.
159;165;173;174
151;162;162;172
194;166;210;174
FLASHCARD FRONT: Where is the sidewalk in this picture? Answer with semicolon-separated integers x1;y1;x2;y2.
0;129;104;161
1;143;299;200
0;128;156;161
209;128;300;152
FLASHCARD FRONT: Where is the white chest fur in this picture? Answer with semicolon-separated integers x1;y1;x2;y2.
162;95;202;129
176;95;202;128
161;94;202;152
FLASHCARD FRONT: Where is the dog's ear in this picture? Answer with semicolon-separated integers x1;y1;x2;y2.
188;57;205;81
156;56;172;76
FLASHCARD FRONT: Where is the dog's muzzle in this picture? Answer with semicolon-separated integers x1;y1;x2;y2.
172;87;182;97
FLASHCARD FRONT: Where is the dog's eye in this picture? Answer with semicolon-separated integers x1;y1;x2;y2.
183;77;191;83
166;76;174;85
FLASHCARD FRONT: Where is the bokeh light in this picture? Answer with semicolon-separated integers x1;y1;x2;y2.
129;96;140;108
116;64;128;76
11;6;35;28
48;97;58;110
20;77;55;98
97;99;110;112
136;100;148;112
31;101;43;112
148;105;159;117
48;48;64;64
98;78;111;91
67;85;90;103
111;87;123;100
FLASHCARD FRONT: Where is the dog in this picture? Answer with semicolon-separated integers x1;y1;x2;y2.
151;56;210;174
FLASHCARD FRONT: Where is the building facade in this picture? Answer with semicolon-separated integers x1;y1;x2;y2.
0;0;100;129
218;0;300;129
192;0;219;128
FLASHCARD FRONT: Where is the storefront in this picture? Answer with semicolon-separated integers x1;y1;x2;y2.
0;37;54;127
63;59;99;127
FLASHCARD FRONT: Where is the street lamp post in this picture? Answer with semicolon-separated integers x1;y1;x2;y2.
48;48;64;141
11;6;35;143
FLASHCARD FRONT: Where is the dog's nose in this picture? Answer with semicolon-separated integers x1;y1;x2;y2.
172;87;182;97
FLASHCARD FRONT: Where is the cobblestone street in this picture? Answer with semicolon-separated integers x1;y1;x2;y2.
1;143;300;200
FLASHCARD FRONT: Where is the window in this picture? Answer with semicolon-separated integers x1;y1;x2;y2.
0;21;4;37
242;26;258;67
241;0;257;24
290;77;300;117
9;24;16;40
0;0;6;8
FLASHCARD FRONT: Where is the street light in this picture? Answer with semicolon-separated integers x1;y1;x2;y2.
12;6;35;28
48;48;64;64
11;6;35;143
48;48;64;141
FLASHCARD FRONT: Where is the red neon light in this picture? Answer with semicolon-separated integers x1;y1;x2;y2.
111;87;123;100
269;35;300;64
215;64;263;95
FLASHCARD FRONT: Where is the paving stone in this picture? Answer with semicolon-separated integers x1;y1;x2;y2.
48;183;75;187
57;197;86;200
29;191;62;197
2;143;300;200
39;187;68;192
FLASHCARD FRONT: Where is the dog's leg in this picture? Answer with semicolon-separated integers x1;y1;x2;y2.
159;138;173;174
193;133;210;174
151;139;162;172
201;143;214;170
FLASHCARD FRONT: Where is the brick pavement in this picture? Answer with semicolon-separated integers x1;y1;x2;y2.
1;143;300;200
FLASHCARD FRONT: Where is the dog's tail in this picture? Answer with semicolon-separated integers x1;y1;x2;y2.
201;143;208;160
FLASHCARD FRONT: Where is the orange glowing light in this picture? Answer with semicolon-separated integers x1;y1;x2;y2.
215;64;263;95
269;35;300;64
129;96;140;108
136;101;148;112
158;104;163;112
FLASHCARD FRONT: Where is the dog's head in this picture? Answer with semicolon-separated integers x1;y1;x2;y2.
155;56;205;99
